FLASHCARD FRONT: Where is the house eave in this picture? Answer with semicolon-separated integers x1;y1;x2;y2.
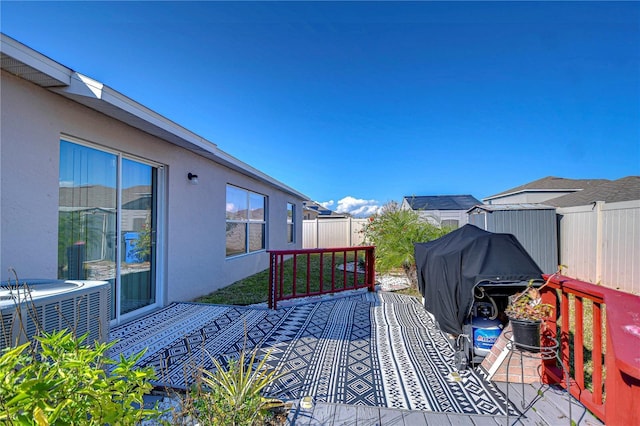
482;188;579;202
1;33;308;200
1;33;71;87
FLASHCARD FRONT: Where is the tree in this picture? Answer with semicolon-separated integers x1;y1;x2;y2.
362;201;450;288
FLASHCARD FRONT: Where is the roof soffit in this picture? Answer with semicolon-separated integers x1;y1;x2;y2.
1;34;71;87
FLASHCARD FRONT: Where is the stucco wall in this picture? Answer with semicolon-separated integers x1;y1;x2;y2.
1;70;304;303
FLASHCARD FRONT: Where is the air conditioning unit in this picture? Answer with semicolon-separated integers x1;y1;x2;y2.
0;280;110;351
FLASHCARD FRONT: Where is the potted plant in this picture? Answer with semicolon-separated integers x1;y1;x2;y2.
505;279;554;351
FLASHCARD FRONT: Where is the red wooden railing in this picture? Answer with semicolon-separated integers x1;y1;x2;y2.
268;246;376;309
540;274;640;425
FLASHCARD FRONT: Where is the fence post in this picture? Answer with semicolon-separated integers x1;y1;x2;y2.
595;201;604;285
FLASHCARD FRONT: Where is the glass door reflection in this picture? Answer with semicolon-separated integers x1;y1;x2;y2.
120;158;156;315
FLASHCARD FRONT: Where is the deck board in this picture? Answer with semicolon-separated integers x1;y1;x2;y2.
492;381;603;426
376;406;405;426
281;392;603;426
402;410;429;425
356;405;381;426
332;404;358;426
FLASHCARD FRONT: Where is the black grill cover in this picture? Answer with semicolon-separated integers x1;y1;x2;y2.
414;224;543;336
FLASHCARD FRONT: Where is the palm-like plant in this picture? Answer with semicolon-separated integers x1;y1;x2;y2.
362;201;450;286
194;346;285;425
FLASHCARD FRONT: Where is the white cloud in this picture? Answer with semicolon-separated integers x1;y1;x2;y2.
319;200;334;209
335;196;382;218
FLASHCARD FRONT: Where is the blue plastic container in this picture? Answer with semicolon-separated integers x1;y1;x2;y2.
472;317;502;356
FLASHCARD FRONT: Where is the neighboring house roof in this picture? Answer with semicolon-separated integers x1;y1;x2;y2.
483;176;609;202
0;33;307;200
303;200;344;217
468;203;556;213
403;195;481;211
545;176;640;207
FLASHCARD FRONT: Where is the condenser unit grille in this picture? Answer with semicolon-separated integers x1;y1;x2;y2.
0;281;110;351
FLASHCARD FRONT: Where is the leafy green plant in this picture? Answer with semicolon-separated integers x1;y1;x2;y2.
0;330;161;425
190;346;285;425
361;201;450;286
0;268;161;425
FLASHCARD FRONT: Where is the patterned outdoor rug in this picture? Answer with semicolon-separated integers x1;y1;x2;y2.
108;292;509;415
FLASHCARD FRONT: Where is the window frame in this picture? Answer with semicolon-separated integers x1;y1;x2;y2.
287;202;295;244
225;184;267;257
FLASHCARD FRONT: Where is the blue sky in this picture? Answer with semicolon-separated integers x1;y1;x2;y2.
2;1;638;216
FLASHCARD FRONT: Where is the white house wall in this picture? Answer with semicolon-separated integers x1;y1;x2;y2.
1;70;304;302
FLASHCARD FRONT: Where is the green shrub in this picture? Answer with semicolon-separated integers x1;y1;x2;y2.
190;347;285;425
0;330;161;425
362;201;450;285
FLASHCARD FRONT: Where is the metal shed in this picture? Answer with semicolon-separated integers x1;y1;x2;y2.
467;204;558;274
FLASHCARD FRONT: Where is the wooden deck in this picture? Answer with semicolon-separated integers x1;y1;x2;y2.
285;382;604;425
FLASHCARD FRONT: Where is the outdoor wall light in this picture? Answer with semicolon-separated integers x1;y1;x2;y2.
188;172;199;184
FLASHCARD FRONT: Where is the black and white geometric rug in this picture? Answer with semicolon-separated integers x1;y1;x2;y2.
108;292;509;415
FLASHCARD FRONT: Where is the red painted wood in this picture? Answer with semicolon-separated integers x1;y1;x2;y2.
268;252;275;309
561;291;570;373
366;247;376;292
306;253;311;295
342;250;347;290
319;253;324;293
575;296;584;391
331;252;336;292
278;255;284;302
592;301;603;405
292;254;297;297
542;274;640;425
268;246;376;307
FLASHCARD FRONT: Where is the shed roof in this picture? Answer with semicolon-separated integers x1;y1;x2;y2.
545;176;640;207
403;195;481;211
484;176;609;201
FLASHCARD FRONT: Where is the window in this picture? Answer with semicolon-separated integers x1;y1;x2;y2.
287;203;295;243
226;185;266;257
441;219;459;229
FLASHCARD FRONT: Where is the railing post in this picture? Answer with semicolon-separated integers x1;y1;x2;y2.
541;282;561;383
268;251;276;309
367;247;376;292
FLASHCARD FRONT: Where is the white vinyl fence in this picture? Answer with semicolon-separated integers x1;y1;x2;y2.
303;201;640;295
303;218;369;248
557;200;639;295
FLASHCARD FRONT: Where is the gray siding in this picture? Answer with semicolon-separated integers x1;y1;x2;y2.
469;208;558;274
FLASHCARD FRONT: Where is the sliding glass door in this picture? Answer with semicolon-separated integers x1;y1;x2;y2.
58;139;160;322
120;159;156;315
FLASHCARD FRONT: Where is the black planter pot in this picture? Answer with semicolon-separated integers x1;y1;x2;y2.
509;318;542;352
